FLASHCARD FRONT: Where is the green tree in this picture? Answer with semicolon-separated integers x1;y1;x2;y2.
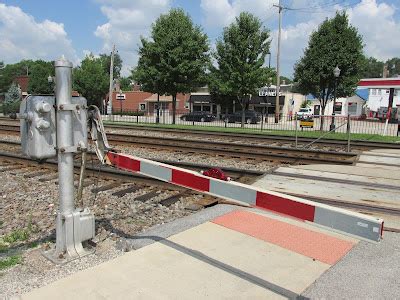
133;8;209;124
294;12;364;130
27;60;54;94
0;60;31;95
73;54;109;106
386;57;400;77
361;56;384;78
119;77;132;91
99;53;123;79
209;12;271;127
3;82;21;114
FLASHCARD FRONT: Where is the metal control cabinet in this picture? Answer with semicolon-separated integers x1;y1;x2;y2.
20;96;88;160
20;95;56;160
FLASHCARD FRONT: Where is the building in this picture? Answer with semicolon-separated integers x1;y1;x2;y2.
111;90;190;115
358;78;400;118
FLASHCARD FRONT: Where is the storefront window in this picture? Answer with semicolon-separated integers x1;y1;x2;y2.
334;102;342;114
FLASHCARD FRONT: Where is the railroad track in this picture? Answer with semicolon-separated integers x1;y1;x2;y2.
2;117;400;151
1;149;397;233
0;140;264;181
0;122;357;165
104;123;400;151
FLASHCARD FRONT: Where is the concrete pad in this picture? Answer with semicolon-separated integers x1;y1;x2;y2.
253;174;400;210
274;166;400;187
212;210;355;265
358;154;400;165
356;163;400;171
23;220;333;300
368;148;400;155
364;151;400;158
168;222;331;295
291;164;400;180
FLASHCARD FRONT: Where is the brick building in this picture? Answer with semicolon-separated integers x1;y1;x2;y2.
111;91;190;115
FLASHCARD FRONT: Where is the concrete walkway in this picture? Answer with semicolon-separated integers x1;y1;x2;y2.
22;207;358;299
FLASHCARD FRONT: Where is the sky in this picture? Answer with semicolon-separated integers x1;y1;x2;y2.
1;0;399;78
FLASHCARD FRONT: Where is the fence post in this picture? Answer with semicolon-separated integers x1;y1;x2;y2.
295;113;298;149
136;109;139;123
261;110;264;131
347;114;351;152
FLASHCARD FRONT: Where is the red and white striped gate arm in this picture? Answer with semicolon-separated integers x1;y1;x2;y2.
106;151;384;242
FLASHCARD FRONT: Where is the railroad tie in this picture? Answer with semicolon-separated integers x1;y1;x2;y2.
23;170;49;178
91;182;121;193
134;190;160;202
159;191;189;207
38;173;59;182
112;185;141;197
0;165;25;172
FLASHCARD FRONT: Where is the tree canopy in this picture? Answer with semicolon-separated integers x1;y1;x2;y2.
133;8;209;124
119;77;132;91
209;12;271;127
294;12;364;125
27;60;54;94
3;82;21;114
99;52;123;78
73;54;109;106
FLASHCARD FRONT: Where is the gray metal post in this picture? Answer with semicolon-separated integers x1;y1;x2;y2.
295;113;298;149
347;114;351;152
55;57;74;215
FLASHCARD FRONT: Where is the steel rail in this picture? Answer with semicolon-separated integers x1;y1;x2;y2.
1;119;399;150
0;124;357;165
1;150;397;233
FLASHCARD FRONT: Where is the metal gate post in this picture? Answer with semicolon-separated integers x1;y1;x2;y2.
43;56;95;263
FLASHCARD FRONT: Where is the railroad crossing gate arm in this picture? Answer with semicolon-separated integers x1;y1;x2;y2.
88;110;383;242
103;151;383;242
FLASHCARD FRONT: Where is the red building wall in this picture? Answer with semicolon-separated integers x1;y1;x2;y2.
111;91;190;114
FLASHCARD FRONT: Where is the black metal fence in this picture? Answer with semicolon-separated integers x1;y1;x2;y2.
104;109;400;137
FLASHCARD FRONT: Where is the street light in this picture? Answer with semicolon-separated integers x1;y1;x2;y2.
330;65;341;132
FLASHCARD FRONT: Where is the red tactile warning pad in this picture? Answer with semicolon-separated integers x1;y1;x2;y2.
212;210;355;265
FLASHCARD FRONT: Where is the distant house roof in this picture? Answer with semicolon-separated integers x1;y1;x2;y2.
355;88;368;101
358;78;400;88
13;75;29;93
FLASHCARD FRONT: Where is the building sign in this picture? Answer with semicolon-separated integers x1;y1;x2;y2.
116;93;126;100
300;119;314;128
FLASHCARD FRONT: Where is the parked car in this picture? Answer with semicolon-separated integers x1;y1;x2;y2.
224;110;261;124
296;107;313;120
180;111;216;122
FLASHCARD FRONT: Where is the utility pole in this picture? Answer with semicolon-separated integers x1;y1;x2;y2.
273;0;283;123
108;44;116;115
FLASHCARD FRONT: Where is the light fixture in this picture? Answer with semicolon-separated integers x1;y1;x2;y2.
333;65;341;78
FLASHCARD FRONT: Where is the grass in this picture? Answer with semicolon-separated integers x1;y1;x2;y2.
0;255;22;271
3;228;30;244
103;121;400;143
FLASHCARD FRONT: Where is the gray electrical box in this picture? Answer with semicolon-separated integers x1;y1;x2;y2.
20;95;88;160
20;95;56;160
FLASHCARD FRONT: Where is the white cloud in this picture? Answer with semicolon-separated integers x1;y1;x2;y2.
0;3;78;64
94;0;171;76
347;0;400;61
200;0;276;28
201;0;400;77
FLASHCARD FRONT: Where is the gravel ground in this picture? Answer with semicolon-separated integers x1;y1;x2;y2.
0;162;203;298
0;133;280;172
